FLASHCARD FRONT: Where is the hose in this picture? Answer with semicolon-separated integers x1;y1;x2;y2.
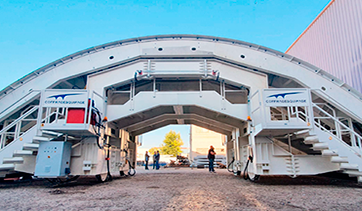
243;156;252;180
105;144;112;181
227;157;235;173
90;105;105;150
243;155;260;181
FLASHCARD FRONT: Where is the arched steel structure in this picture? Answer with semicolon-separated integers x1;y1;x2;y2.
1;35;362;182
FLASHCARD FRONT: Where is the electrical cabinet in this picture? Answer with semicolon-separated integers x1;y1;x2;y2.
35;142;72;178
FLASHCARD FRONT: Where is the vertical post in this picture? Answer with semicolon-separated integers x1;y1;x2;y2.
36;91;45;136
55;108;59;123
199;79;202;97
288;134;292;153
153;78;156;92
335;119;341;139
0;131;6;149
0;133;4;149
86;91;92;126
14;122;20;139
307;89;315;133
235;128;240;162
231;129;238;172
357;137;362;150
348;118;357;147
147;60;151;77
249;130;257;175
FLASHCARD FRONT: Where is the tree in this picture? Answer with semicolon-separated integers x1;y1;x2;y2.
149;147;158;155
161;130;184;157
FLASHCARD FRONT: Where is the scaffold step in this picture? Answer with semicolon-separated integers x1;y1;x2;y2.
41;130;63;137
0;164;15;171
13;150;33;156
23;143;39;150
331;156;349;163
33;136;50;142
344;170;362;177
340;163;359;170
3;157;24;164
322;149;338;156
304;136;319;144
294;129;311;136
311;142;329;150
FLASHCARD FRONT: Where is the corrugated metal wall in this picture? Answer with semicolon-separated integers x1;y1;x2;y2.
286;0;362;93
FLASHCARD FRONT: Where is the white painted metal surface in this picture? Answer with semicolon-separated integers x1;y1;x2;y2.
0;35;362;182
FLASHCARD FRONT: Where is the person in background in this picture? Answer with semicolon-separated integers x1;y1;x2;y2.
155;150;160;170
208;145;216;173
145;151;150;170
153;151;157;169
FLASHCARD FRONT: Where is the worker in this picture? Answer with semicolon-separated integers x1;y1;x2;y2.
208;145;216;173
145;151;150;170
153;151;157;169
155;150;160;170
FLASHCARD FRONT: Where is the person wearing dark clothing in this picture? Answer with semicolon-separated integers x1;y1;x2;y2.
145;151;150;170
155;151;160;170
208;145;216;173
153;151;157;169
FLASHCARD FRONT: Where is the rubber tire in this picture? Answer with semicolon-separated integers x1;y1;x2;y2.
128;168;136;176
246;161;260;182
96;173;111;182
249;174;260;182
247;171;260;182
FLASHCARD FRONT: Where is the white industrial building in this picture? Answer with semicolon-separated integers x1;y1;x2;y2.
287;0;362;94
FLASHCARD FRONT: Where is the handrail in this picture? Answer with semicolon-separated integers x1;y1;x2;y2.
314;103;336;117
0;106;39;135
312;103;362;149
312;89;362;123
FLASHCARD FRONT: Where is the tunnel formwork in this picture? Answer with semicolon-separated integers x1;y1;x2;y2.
1;35;362;182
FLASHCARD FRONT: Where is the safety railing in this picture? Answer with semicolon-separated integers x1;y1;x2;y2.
312;104;362;150
270;106;310;123
38;89;105;131
250;89;313;128
0;106;39;149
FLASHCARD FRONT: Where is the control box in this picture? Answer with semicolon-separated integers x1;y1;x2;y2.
35;141;72;178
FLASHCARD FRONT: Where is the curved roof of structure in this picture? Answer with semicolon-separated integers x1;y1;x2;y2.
2;34;361;100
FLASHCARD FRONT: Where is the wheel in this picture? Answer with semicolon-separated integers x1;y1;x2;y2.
247;164;260;182
96;173;111;182
128;168;136;176
247;172;260;181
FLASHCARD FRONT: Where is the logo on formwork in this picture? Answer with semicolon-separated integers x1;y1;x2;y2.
44;93;86;106
265;91;307;106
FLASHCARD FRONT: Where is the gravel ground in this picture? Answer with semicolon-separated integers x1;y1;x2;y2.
1;168;362;211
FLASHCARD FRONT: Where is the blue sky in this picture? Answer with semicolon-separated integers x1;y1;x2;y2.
0;0;331;148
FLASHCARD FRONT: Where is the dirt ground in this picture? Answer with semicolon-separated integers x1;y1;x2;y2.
1;168;362;211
